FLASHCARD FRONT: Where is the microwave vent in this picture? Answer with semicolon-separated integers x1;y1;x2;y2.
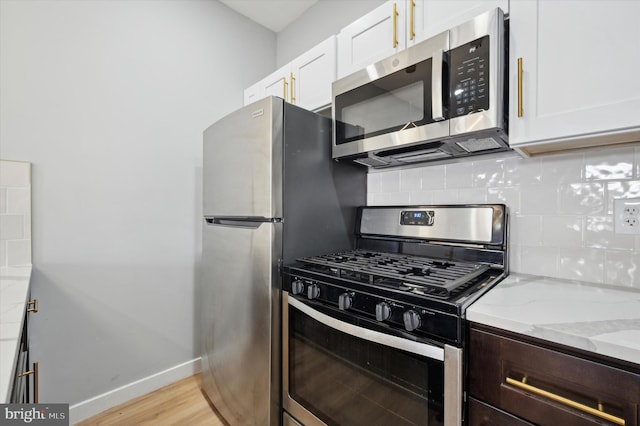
393;150;451;163
456;137;502;153
354;156;391;167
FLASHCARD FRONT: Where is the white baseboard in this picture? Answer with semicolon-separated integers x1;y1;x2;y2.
69;357;201;425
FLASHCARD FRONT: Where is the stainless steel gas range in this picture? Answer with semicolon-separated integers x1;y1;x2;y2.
282;204;508;426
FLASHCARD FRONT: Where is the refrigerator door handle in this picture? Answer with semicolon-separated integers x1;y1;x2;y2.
205;217;277;228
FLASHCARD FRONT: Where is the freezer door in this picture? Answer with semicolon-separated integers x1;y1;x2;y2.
203;97;283;218
201;218;281;426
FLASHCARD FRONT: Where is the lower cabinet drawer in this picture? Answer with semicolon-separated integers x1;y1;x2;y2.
469;327;640;426
469;397;533;425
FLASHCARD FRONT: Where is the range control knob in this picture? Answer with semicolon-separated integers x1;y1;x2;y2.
291;279;305;295
403;310;422;332
375;302;392;321
307;284;320;300
338;293;353;310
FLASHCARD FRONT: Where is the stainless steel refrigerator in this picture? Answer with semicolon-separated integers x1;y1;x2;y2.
201;96;366;426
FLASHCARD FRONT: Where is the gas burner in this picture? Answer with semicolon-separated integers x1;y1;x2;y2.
297;250;490;299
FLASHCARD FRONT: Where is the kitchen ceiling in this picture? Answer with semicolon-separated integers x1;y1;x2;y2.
219;0;318;32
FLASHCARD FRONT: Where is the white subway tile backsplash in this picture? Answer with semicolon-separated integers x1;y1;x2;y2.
430;189;459;204
371;147;640;289
585;147;634;181
473;159;504;188
0;215;24;240
510;215;542;246
520;185;558;215
6;240;31;266
504;156;542;186
584;216;636;251
457;188;486;204
400;168;422;192
519;246;558;277
487;187;520;212
557;247;605;283
542;215;582;248
409;191;434;205
0;159;32;266
367;172;382;194
445;163;473;188
0;188;6;213
557;183;604;215
540;152;584;183
6;188;30;214
421;166;446;190
605;250;640;288
606;180;640;214
0;161;30;187
379;170;401;193
0;241;6;267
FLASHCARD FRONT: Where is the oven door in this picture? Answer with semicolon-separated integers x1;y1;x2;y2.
282;292;462;426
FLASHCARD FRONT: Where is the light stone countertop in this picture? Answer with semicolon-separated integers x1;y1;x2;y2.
466;273;640;366
0;266;32;403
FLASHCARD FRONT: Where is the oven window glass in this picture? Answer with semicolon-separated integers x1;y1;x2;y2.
334;58;434;145
288;306;445;426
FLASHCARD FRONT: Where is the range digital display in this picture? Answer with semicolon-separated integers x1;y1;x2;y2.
400;210;435;226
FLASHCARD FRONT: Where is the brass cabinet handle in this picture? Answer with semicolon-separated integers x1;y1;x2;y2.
409;0;415;41
27;299;38;313
18;361;39;403
517;57;523;117
282;77;288;101
290;72;295;103
392;2;398;48
506;376;625;425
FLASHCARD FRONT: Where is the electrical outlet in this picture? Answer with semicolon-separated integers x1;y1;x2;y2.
614;198;640;234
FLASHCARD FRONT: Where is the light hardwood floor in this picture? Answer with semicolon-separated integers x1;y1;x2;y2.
76;374;227;426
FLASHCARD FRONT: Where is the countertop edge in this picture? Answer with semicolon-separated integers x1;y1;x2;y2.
0;266;33;403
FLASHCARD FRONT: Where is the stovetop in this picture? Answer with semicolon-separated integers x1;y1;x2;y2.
296;249;490;300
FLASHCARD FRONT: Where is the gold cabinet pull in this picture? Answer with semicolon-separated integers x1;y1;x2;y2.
409;0;415;41
18;361;39;403
392;2;398;48
290;72;295;103
282;77;288;101
27;299;38;313
517;57;523;117
506;376;624;425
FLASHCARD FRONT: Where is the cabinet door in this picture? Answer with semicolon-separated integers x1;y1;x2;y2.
262;64;291;102
410;0;508;45
243;81;263;106
290;36;336;111
509;0;640;153
337;0;406;79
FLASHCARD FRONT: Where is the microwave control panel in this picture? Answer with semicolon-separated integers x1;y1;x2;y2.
450;36;490;118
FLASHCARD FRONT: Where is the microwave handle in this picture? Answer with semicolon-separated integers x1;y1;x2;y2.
432;49;445;121
287;293;445;361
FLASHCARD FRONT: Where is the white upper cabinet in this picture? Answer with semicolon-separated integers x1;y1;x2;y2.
410;0;509;45
337;1;407;79
290;36;336;111
262;64;291;101
243;36;336;112
509;0;640;155
243;81;262;106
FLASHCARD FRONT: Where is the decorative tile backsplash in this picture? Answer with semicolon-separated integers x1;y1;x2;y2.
368;146;640;289
0;160;32;267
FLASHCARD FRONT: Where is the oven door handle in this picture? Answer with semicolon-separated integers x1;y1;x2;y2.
287;295;444;361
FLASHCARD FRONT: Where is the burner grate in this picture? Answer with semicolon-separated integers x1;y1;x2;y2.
297;250;490;299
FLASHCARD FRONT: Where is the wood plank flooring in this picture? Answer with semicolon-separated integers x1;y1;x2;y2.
76;374;227;426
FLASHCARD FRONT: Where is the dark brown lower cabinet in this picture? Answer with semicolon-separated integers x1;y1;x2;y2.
469;325;640;426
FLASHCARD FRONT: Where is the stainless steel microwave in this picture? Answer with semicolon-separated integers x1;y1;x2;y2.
332;8;508;168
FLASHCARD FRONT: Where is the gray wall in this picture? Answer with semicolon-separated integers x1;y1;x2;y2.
0;0;275;405
277;0;386;67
